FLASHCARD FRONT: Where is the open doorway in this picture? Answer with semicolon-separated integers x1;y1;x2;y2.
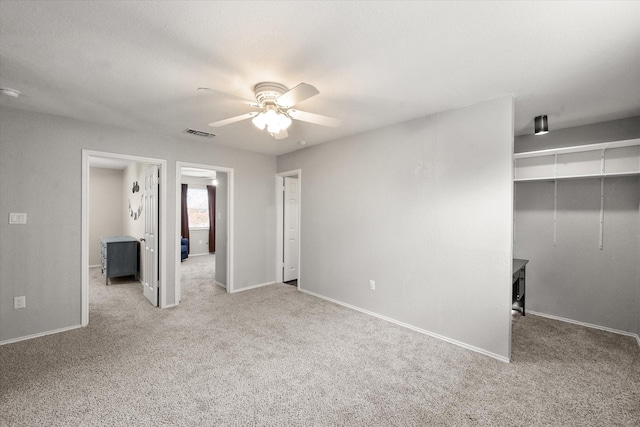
81;150;168;326
175;162;234;301
276;170;301;288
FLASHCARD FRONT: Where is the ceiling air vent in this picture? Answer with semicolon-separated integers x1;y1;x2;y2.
184;128;217;138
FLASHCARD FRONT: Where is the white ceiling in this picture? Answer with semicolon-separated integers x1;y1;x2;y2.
1;1;639;156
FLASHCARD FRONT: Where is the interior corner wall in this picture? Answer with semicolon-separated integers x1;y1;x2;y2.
0;106;276;343
277;96;514;359
89;168;124;265
514;117;640;336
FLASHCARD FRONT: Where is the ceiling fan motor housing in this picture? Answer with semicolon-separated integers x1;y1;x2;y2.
254;82;288;107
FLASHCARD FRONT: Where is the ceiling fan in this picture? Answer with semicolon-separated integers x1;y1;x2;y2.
198;82;340;140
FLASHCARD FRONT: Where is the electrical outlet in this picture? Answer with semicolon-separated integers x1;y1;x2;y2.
369;280;375;291
14;296;26;309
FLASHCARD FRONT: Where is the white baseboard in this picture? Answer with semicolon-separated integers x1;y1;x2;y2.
298;288;510;363
0;324;82;346
527;310;640;348
214;281;227;289
230;281;275;293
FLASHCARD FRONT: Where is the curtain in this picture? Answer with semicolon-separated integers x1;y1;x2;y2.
207;185;216;253
181;184;190;252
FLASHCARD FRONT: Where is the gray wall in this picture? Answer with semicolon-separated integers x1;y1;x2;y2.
187;229;210;256
89;168;124;265
0;106;276;342
278;96;514;359
215;172;228;286
514;117;640;335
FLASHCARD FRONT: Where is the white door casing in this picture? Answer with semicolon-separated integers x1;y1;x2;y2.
83;150;168;326
175;161;235;298
143;165;159;306
283;177;299;282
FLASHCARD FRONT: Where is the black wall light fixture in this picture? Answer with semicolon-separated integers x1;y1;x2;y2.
534;115;549;135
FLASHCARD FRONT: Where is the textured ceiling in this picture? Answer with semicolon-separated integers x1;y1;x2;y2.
1;1;639;156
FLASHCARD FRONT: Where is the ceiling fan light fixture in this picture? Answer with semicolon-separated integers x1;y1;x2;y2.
251;112;267;130
252;108;292;134
275;113;292;132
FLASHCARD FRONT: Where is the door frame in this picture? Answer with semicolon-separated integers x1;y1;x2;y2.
175;162;234;298
275;169;302;288
81;150;168;326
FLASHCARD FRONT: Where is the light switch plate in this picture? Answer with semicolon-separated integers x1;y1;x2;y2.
14;296;26;309
9;213;27;224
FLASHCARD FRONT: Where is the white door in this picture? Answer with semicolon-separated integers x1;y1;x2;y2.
142;165;159;306
283;177;299;282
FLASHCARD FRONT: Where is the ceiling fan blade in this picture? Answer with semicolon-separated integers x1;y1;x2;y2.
208;112;258;127
288;109;341;127
272;129;288;140
275;83;319;108
198;87;259;107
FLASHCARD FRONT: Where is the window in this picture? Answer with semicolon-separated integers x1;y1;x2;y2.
187;187;209;229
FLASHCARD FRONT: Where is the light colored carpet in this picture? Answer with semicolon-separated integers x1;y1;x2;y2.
1;259;638;426
180;254;226;297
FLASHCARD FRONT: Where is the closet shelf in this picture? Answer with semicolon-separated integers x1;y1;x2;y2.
514;138;640;182
514;138;640;159
514;171;640;182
